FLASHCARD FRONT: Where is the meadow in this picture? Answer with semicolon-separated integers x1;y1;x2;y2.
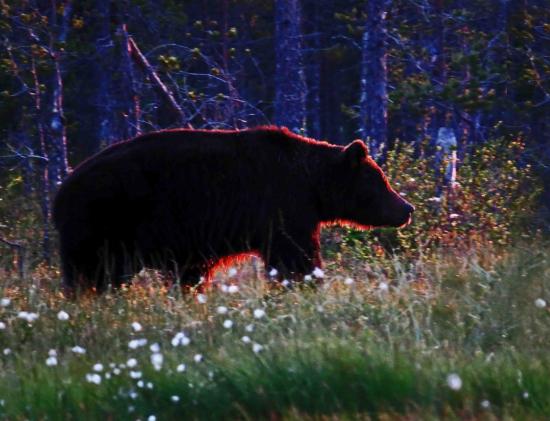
0;242;549;420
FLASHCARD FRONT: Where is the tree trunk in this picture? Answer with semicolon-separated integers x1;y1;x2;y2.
359;0;390;157
274;0;307;134
46;0;72;186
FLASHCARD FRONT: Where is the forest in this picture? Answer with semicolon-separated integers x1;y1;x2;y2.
0;0;549;419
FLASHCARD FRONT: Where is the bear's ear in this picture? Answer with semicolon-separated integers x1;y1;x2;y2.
342;140;368;168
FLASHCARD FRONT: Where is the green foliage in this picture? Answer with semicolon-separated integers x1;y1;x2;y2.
333;137;540;259
0;246;549;418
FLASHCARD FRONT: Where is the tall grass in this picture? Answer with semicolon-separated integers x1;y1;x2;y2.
0;244;549;419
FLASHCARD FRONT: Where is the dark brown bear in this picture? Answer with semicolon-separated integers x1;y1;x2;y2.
53;127;413;292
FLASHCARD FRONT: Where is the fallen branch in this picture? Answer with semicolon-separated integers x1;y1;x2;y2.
127;35;192;128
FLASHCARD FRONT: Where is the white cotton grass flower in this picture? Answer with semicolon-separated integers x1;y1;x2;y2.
534;298;546;308
227;284;239;294
0;321;6;330
304;274;313;282
216;306;228;315
113;368;121;375
312;267;324;278
241;336;251;344
245;323;254;332
176;363;186;372
269;268;278;277
129;371;142;379
17;311;39;323
220;284;229;293
48;349;57;357
137;380;144;388
0;298;11;307
344;277;354;285
131;322;143;332
57;310;69;321
281;279;291;288
171;395;180;403
45;356;58;366
481;400;491;409
147;382;153;389
252;343;264;353
128;338;147;349
171;332;190;347
446;373;462;391
3;348;11;356
228;267;238;277
85;373;102;385
223;319;233;329
197;293;207;304
379;282;389;293
147;415;156;421
93;363;104;372
149;343;160;353
253;309;266;319
127;358;138;368
193;354;203;363
151;353;164;371
71;345;86;354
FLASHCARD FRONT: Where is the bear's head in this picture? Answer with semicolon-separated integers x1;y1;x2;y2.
321;140;414;229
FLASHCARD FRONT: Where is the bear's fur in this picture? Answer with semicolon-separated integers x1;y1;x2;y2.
53;127;414;291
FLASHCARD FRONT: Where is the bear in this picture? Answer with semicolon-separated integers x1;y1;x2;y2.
53;127;414;292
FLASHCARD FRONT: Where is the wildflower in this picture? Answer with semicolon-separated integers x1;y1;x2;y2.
147;416;156;421
71;345;86;354
523;391;529;399
316;305;324;313
17;311;39;323
0;322;5;330
93;363;104;372
137;380;144;388
129;371;142;379
228;284;239;294
379;282;389;292
281;279;291;288
241;336;251;343
197;293;207;304
312;267;324;278
129;391;138;399
3;348;11;356
193;354;203;363
228;267;238;277
57;310;69;321
449;213;460;219
176;363;186;372
446;373;462;391
127;358;138;368
151;353;163;370
253;309;266;319
344;277;354;285
481;400;491;409
304;274;312;282
171;332;190;347
85;373;101;385
146;382;153;389
427;197;442;203
128;338;147;349
216;306;228;315
113;368;121;375
131;322;143;332
0;298;10;307
223;319;233;329
149;343;160;353
48;349;57;357
245;323;254;332
535;298;546;309
105;373;111;379
252;343;264;353
269;268;278;277
128;405;135;413
220;284;229;293
171;395;180;402
46;356;58;366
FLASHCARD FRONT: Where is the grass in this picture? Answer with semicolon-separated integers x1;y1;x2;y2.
0;244;549;420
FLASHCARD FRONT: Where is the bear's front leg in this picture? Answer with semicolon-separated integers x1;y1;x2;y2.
262;230;322;282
